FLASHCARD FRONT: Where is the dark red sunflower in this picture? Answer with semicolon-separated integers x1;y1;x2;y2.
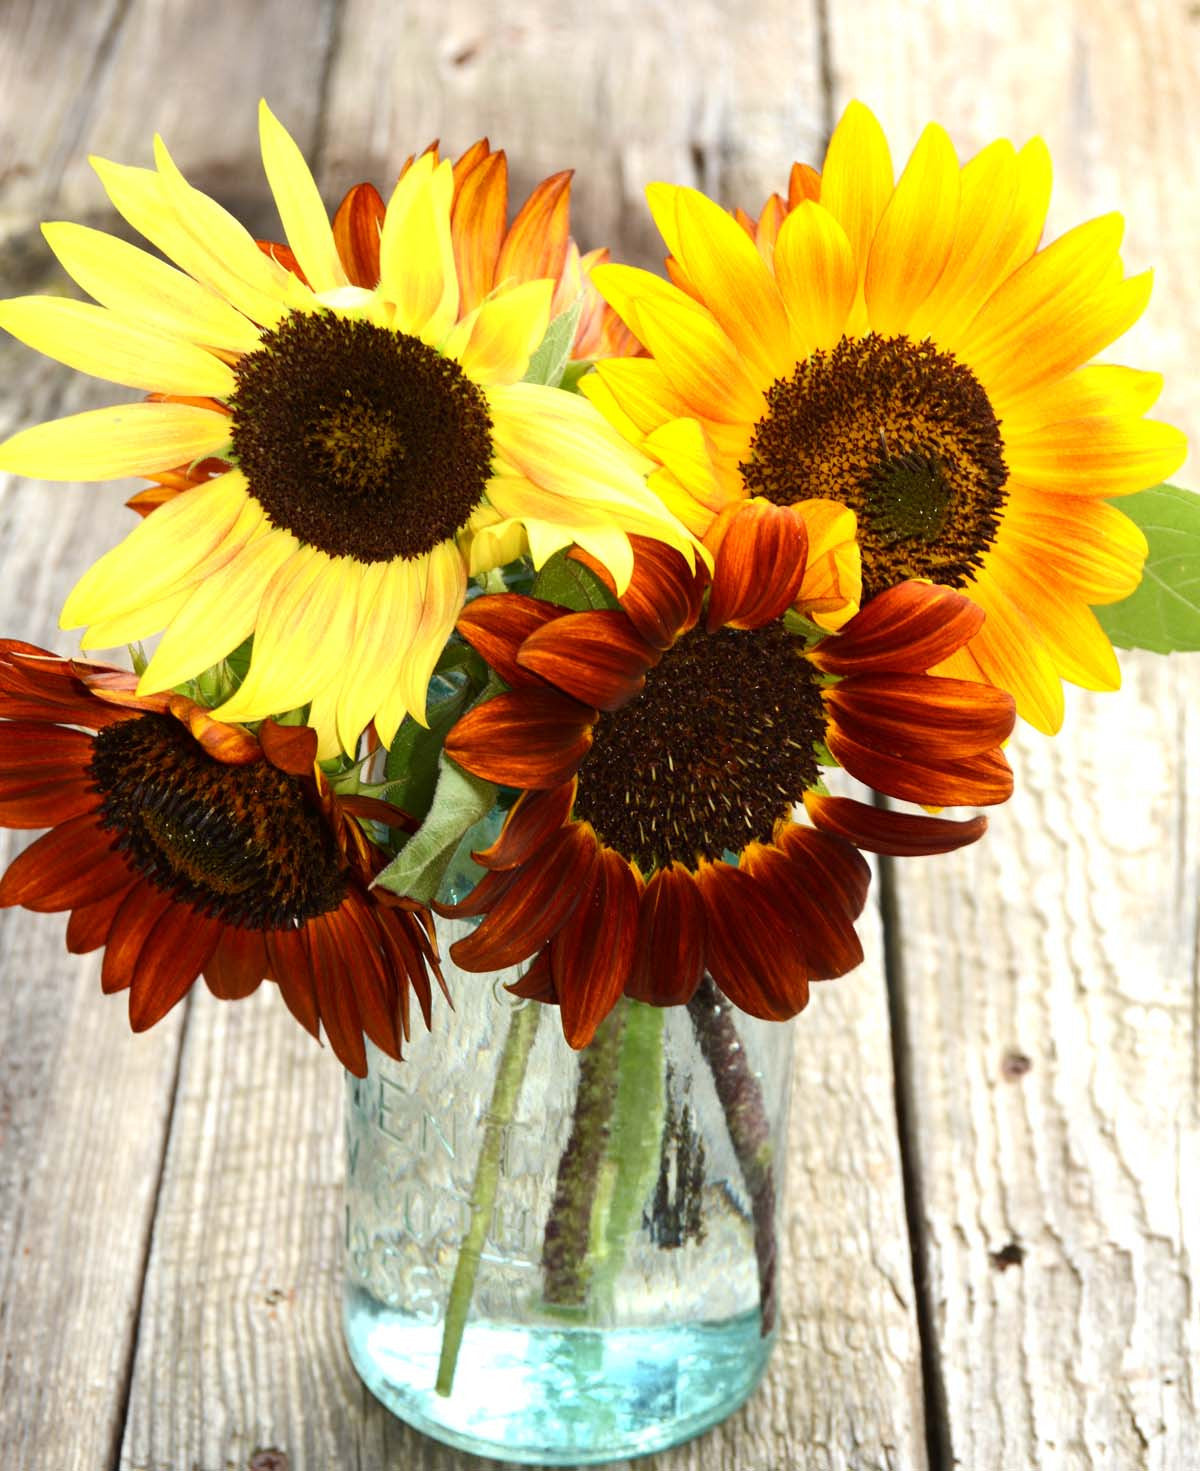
0;641;443;1075
441;499;1015;1048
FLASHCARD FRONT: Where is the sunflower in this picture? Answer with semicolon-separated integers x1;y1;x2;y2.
0;102;691;757
582;102;1188;733
439;499;1015;1048
0;640;443;1075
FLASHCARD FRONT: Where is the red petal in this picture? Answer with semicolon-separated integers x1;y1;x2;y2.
450;823;599;971
101;883;176;994
445;690;595;789
0;773;98;828
552;847;642;1049
456;593;567;688
804;791;988;856
773;823;873;921
337;896;405;1059
573;538;704;649
827;728;1014;807
738;840;864;979
625;862;707;1007
507;950;558;1003
433;862;521;919
693;860;812;1021
0;815;130;911
826;673;1015;761
339;794;419;831
517;610;657;711
496;170;572;285
266;926;321;1039
257;237;310;286
166;695;261;764
258;718;319;775
706;500;808;632
472;780;576;870
128;905;222;1030
306;911;368;1076
810;581;984;675
332;183;386;287
0;722;95;766
64;881;134;954
203;927;269;1000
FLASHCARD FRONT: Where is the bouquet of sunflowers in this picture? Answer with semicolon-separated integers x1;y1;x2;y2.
0;99;1190;1460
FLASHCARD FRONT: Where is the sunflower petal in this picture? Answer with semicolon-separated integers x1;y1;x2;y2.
772;202;857;356
456;591;567;688
705;499;808;631
258;99;347;295
0;400;230;481
553;846;642;1049
811;580;982;674
445;689;595;788
625;862;707;1006
518;610;658;711
803;790;987;856
693;859;812;1021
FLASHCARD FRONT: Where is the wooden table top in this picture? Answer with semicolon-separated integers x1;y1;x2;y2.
0;1;1196;1467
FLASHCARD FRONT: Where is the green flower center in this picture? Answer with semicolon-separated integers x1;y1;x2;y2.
229;313;494;563
741;334;1008;599
88;714;346;928
572;623;825;872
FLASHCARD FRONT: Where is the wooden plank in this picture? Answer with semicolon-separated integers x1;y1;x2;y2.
825;1;1200;1465
111;5;926;1468
0;331;185;1466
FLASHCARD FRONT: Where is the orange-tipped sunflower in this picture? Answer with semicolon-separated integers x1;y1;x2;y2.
325;138;640;363
583;101;1189;733
0;641;443;1075
440;500;1015;1048
0;104;690;758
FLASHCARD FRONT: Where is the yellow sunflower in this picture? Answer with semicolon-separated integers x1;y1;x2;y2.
583;102;1188;732
0;102;692;756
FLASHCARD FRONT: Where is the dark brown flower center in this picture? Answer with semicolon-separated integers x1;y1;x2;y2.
571;623;825;872
229;312;493;563
741;334;1007;599
88;714;346;928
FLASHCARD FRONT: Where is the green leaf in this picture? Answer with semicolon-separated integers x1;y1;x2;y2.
373;754;497;904
1095;484;1200;653
381;674;475;821
522;296;584;388
531;548;619;612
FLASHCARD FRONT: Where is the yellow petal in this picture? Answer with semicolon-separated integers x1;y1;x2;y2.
0;296;236;397
987;549;1121;691
1004;416;1187;496
818;101;894;311
61;469;252;626
1000;365;1163;433
791;499;861;629
642;417;731;514
332;560;411;752
966;568;1065;734
646;183;793;383
391;540;467;727
139;528;298;691
41;222;262;354
378;155;460;341
90;155;291;329
772;202;857;356
865;122;960;335
258;99;347;296
214;549;362;724
954;213;1126;396
593;265;765;423
999;492;1147;605
0;400;230;481
582;357;691;437
453;279;555;384
79;585;193;649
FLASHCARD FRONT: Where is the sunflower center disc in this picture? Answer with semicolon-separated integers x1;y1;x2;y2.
572;623;825;872
230;313;494;563
88;714;346;927
741;334;1008;599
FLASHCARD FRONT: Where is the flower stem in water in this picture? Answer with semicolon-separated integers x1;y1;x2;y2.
687;974;778;1334
435;998;542;1396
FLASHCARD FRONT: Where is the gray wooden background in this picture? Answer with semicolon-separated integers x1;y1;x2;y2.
0;1;1196;1468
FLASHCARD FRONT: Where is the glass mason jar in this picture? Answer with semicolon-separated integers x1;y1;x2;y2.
342;913;796;1465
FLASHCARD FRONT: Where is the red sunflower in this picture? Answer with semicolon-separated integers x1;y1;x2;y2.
0;641;442;1075
441;500;1015;1048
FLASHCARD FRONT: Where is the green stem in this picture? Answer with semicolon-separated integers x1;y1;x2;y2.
687;974;779;1335
541;1003;627;1308
435;1000;542;1396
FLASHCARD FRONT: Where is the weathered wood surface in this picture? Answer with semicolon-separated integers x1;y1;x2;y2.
0;1;1194;1469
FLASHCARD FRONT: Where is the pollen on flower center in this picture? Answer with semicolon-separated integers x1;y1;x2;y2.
88;714;347;927
571;624;825;872
741;334;1008;599
229;313;494;563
